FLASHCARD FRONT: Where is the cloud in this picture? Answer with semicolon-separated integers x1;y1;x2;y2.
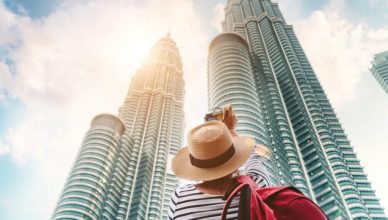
210;3;225;33
0;0;210;218
0;143;10;156
293;7;388;106
1;117;48;165
0;197;11;211
368;0;388;8
0;62;13;103
0;1;21;45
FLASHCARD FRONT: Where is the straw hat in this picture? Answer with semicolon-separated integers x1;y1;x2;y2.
172;121;255;181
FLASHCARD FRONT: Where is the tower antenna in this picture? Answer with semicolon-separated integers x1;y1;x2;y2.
167;22;172;36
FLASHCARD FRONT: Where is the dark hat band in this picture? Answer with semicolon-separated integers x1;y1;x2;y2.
189;144;235;168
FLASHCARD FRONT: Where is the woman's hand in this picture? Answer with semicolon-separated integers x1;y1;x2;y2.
222;105;238;137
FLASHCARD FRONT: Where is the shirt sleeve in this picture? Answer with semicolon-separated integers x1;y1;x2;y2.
244;149;272;188
168;187;180;220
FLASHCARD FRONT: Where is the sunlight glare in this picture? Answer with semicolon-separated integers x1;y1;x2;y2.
116;32;158;79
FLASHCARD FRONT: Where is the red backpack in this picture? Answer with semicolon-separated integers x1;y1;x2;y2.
222;176;328;220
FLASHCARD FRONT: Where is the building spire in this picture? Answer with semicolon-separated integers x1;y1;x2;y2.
167;23;171;37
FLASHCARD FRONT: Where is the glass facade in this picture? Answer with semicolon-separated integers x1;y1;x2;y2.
53;34;185;220
371;51;388;94
117;33;184;220
208;0;387;219
52;114;131;219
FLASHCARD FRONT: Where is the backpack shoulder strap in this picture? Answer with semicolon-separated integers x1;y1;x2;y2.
221;181;251;220
222;175;276;220
235;175;257;187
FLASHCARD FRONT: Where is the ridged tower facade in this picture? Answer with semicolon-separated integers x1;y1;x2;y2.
52;33;185;220
117;33;185;220
371;51;388;94
207;0;386;219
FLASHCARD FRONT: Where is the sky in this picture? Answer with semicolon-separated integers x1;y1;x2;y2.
0;0;387;219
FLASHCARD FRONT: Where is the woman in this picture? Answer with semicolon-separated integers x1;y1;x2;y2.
168;120;271;220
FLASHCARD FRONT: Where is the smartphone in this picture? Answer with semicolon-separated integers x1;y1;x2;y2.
204;108;224;122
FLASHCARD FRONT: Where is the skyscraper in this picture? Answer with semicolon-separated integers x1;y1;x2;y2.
52;33;185;220
371;51;388;94
207;0;387;219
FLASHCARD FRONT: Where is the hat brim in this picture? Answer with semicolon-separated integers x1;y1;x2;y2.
172;136;255;181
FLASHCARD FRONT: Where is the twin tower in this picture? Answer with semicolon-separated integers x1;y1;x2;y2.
52;0;386;219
